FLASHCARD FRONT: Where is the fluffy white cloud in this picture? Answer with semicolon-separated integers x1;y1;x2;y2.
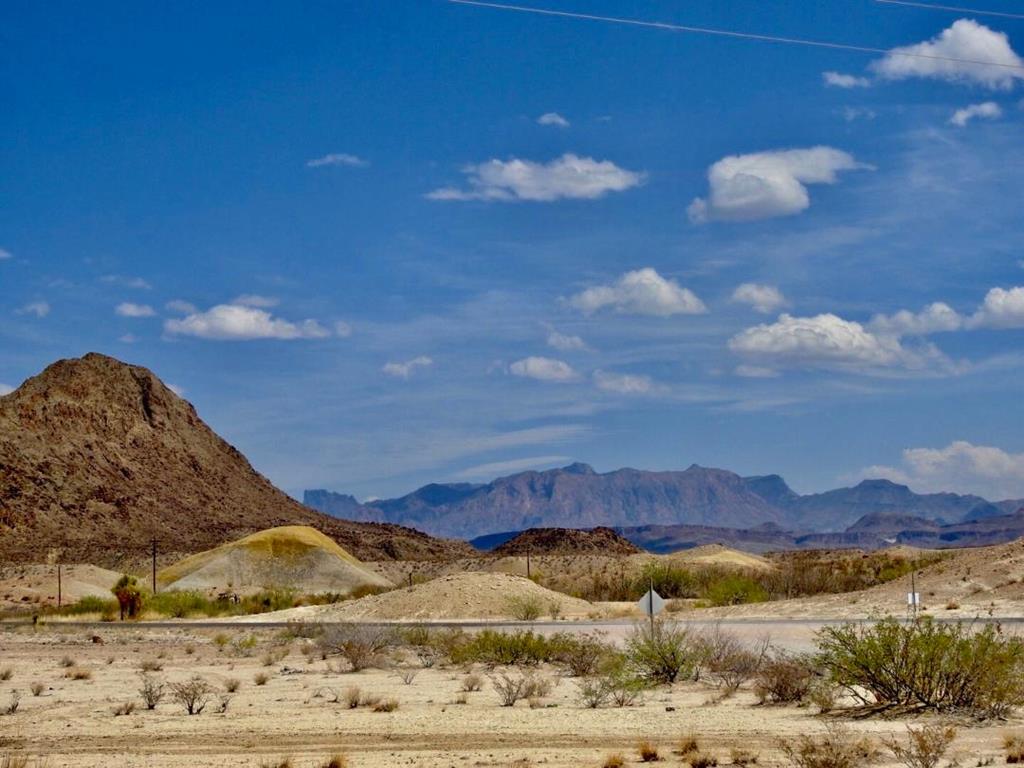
728;313;940;372
862;440;1024;499
869;302;963;336
16;301;50;318
950;101;1002;126
593;369;653;394
165;299;197;314
0;383;13;396
871;19;1024;90
537;112;570;127
968;286;1024;328
688;147;867;223
427;153;644;202
164;304;331;340
823;71;871;88
232;294;279;308
306;153;368;168
509;356;577;382
115;302;156;318
382;356;433;379
547;331;587;351
731;283;787;314
568;268;706;317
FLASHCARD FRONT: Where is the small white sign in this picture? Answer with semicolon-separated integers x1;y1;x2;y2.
637;589;666;617
907;592;921;606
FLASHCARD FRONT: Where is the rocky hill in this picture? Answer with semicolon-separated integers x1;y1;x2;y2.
490;527;641;557
0;353;471;568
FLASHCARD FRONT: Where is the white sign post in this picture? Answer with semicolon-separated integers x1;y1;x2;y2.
637;586;665;632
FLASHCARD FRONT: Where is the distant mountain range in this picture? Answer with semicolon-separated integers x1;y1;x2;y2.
306;462;1024;544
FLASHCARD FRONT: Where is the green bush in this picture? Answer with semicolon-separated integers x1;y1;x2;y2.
704;574;768;606
816;617;1024;717
61;595;119;616
450;630;559;667
624;619;703;684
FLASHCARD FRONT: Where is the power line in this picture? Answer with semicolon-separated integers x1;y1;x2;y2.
448;0;1024;72
875;0;1024;20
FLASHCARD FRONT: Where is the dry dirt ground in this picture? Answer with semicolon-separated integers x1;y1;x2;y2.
0;623;1021;768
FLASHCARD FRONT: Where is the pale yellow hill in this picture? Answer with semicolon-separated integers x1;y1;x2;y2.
0;564;120;610
158;525;392;595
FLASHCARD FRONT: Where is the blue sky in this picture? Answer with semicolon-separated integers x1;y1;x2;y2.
2;1;1024;502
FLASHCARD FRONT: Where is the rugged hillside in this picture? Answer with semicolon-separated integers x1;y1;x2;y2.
490;527;641;557
0;353;471;567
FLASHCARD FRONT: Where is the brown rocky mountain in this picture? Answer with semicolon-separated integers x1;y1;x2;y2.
490;526;641;557
0;353;472;568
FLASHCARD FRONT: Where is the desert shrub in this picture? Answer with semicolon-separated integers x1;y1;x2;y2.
0;668;12;682
240;588;297;615
139;659;163;672
169;675;214;715
816;617;1024;716
372;697;399;712
625;619;703;684
461;673;483;692
112;700;135;716
704;574;768;607
319;625;396;671
230;634;258;657
637;740;659;762
138;672;165;709
215;693;232;713
700;627;769;693
885;725;956;768
253;672;269;686
506;594;544;621
29;682;43;697
550;632;611;677
61;595;119;616
66;667;92;680
223;677;241;693
780;724;875;768
395;668;418;685
688;753;718;768
111;574;143;620
730;748;758;765
754;653;817;704
679;735;700;757
451;629;556;667
320;756;348;768
59;655;75;668
344;687;362;709
147;590;215;618
522;675;555;699
491;671;534;707
1005;735;1024;764
602;754;625;768
575;676;613;709
2;692;19;716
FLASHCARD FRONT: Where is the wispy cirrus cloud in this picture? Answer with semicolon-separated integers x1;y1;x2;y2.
426;153;644;202
306;153;368;168
15;301;50;318
822;71;870;88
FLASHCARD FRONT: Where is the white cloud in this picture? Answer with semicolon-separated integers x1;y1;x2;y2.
0;383;13;396
731;283;787;314
115;302;156;318
841;106;877;122
101;274;151;290
949;101;1002;127
547;331;587;351
382;356;433;379
509;356;577;382
568;268;706;317
862;440;1024;499
688;147;867;223
118;334;138;344
165;300;197;314
427;153;644;202
968;286;1024;328
728;313;944;372
232;294;279;308
16;301;49;318
306;153;368;168
0;248;12;260
164;304;331;341
734;364;780;378
823;71;871;88
871;19;1024;90
454;455;572;480
869;302;963;336
167;383;186;397
537;112;570;128
593;369;653;394
334;320;353;338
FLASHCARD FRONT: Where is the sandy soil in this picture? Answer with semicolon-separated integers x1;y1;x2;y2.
0;564;120;611
0;623;1019;768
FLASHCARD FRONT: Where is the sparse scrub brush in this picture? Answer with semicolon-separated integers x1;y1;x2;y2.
253;672;269;686
223;677;241;693
779;723;875;768
169;675;213;715
372;697;399;712
1005;735;1024;764
625;619;702;684
318;625;395;672
885;725;956;768
602;754;625;768
320;756;348;768
460;673;483;692
2;691;20;716
505;594;544;621
0;668;12;681
491;671;533;707
754;653;817;704
138;672;165;709
29;682;43;697
637;740;660;762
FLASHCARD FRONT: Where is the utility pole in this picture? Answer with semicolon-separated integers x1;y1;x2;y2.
151;539;157;595
910;570;918;620
649;577;655;635
526;547;531;579
57;563;62;609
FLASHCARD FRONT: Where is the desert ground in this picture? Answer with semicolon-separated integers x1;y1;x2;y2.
0;622;1019;768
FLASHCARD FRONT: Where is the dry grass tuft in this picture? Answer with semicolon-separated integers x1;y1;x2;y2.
602;754;625;768
637;740;660;762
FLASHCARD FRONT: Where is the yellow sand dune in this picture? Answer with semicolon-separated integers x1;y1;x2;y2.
158;525;391;595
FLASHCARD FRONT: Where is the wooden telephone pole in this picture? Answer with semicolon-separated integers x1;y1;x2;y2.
151;539;158;595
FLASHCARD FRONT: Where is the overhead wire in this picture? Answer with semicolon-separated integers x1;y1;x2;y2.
874;0;1024;20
